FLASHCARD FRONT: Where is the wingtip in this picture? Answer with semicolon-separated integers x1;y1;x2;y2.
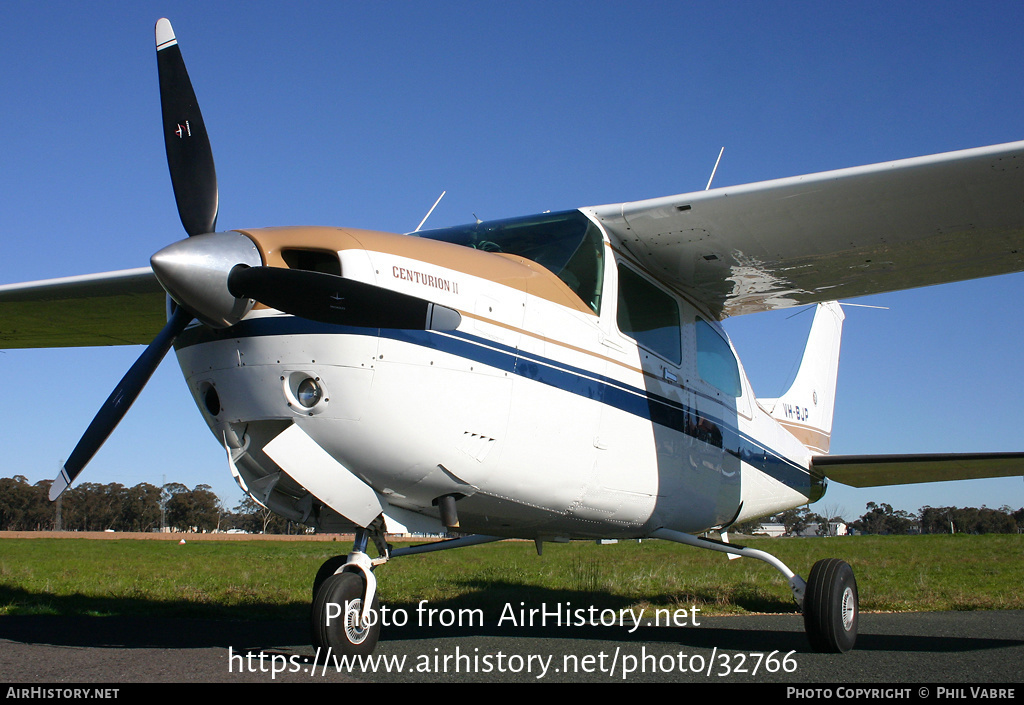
155;18;177;51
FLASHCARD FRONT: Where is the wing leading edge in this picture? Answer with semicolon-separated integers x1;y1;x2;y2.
0;268;167;348
586;140;1024;318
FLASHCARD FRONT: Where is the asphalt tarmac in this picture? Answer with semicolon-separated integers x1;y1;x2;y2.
1;611;1022;685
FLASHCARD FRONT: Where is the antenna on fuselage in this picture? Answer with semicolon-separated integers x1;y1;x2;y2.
705;147;725;190
413;191;446;232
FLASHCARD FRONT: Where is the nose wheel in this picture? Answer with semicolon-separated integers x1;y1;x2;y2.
803;558;858;653
311;528;384;658
312;555;348;601
312;570;381;657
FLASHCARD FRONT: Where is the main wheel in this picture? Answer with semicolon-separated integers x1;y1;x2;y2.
311;571;381;657
803;558;858;653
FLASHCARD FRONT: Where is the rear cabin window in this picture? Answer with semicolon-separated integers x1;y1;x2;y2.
616;263;681;363
696;318;742;397
417;210;604;314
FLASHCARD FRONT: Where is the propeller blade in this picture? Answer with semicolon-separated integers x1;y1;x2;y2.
227;266;462;331
156;18;218;237
49;306;193;501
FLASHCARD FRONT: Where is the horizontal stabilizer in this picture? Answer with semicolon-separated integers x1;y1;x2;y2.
811;452;1024;488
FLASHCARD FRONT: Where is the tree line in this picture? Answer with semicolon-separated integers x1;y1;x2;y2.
756;501;1024;536
0;475;301;533
3;474;1022;536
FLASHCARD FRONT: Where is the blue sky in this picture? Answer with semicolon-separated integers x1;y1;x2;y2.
1;1;1022;521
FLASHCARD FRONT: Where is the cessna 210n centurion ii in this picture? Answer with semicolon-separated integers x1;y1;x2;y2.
2;18;1024;657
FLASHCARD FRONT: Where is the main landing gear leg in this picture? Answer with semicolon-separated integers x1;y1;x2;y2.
311;524;386;657
651;528;858;653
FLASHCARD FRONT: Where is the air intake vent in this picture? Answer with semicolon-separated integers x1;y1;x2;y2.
281;249;341;275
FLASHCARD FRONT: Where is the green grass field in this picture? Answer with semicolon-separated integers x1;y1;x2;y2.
1;534;1021;620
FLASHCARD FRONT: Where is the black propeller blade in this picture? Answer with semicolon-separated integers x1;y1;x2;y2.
51;18;214;500
51;19;461;501
50;306;193;500
227;266;462;331
156;17;218;237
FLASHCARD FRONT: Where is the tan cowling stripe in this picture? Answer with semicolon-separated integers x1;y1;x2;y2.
234;226;596;316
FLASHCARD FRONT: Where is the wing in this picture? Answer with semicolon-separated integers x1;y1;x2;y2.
585;140;1024;318
0;268;167;348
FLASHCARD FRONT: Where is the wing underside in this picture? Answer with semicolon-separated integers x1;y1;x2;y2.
586;141;1024;318
0;268;166;348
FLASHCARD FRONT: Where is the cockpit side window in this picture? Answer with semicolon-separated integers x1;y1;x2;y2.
695;318;742;397
417;210;604;314
616;263;681;363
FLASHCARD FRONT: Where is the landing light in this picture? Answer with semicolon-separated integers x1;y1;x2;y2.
297;377;323;408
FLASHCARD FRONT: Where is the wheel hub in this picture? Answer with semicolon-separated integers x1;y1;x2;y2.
841;585;856;631
345;598;370;644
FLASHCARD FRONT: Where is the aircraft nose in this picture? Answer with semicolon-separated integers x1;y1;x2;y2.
151;231;263;328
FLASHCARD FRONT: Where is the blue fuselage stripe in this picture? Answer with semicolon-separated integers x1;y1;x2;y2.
176;318;812;494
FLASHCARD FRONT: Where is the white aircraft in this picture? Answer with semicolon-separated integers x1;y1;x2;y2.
3;18;1023;656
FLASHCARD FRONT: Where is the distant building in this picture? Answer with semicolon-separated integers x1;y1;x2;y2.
796;522;848;537
757;522;787;537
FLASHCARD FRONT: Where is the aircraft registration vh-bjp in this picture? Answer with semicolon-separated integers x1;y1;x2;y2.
2;18;1023;657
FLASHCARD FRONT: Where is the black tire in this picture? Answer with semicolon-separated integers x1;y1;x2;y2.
311;571;381;657
312;555;348;602
803;558;858;653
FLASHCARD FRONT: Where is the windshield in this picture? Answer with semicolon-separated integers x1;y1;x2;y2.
417;210;604;314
